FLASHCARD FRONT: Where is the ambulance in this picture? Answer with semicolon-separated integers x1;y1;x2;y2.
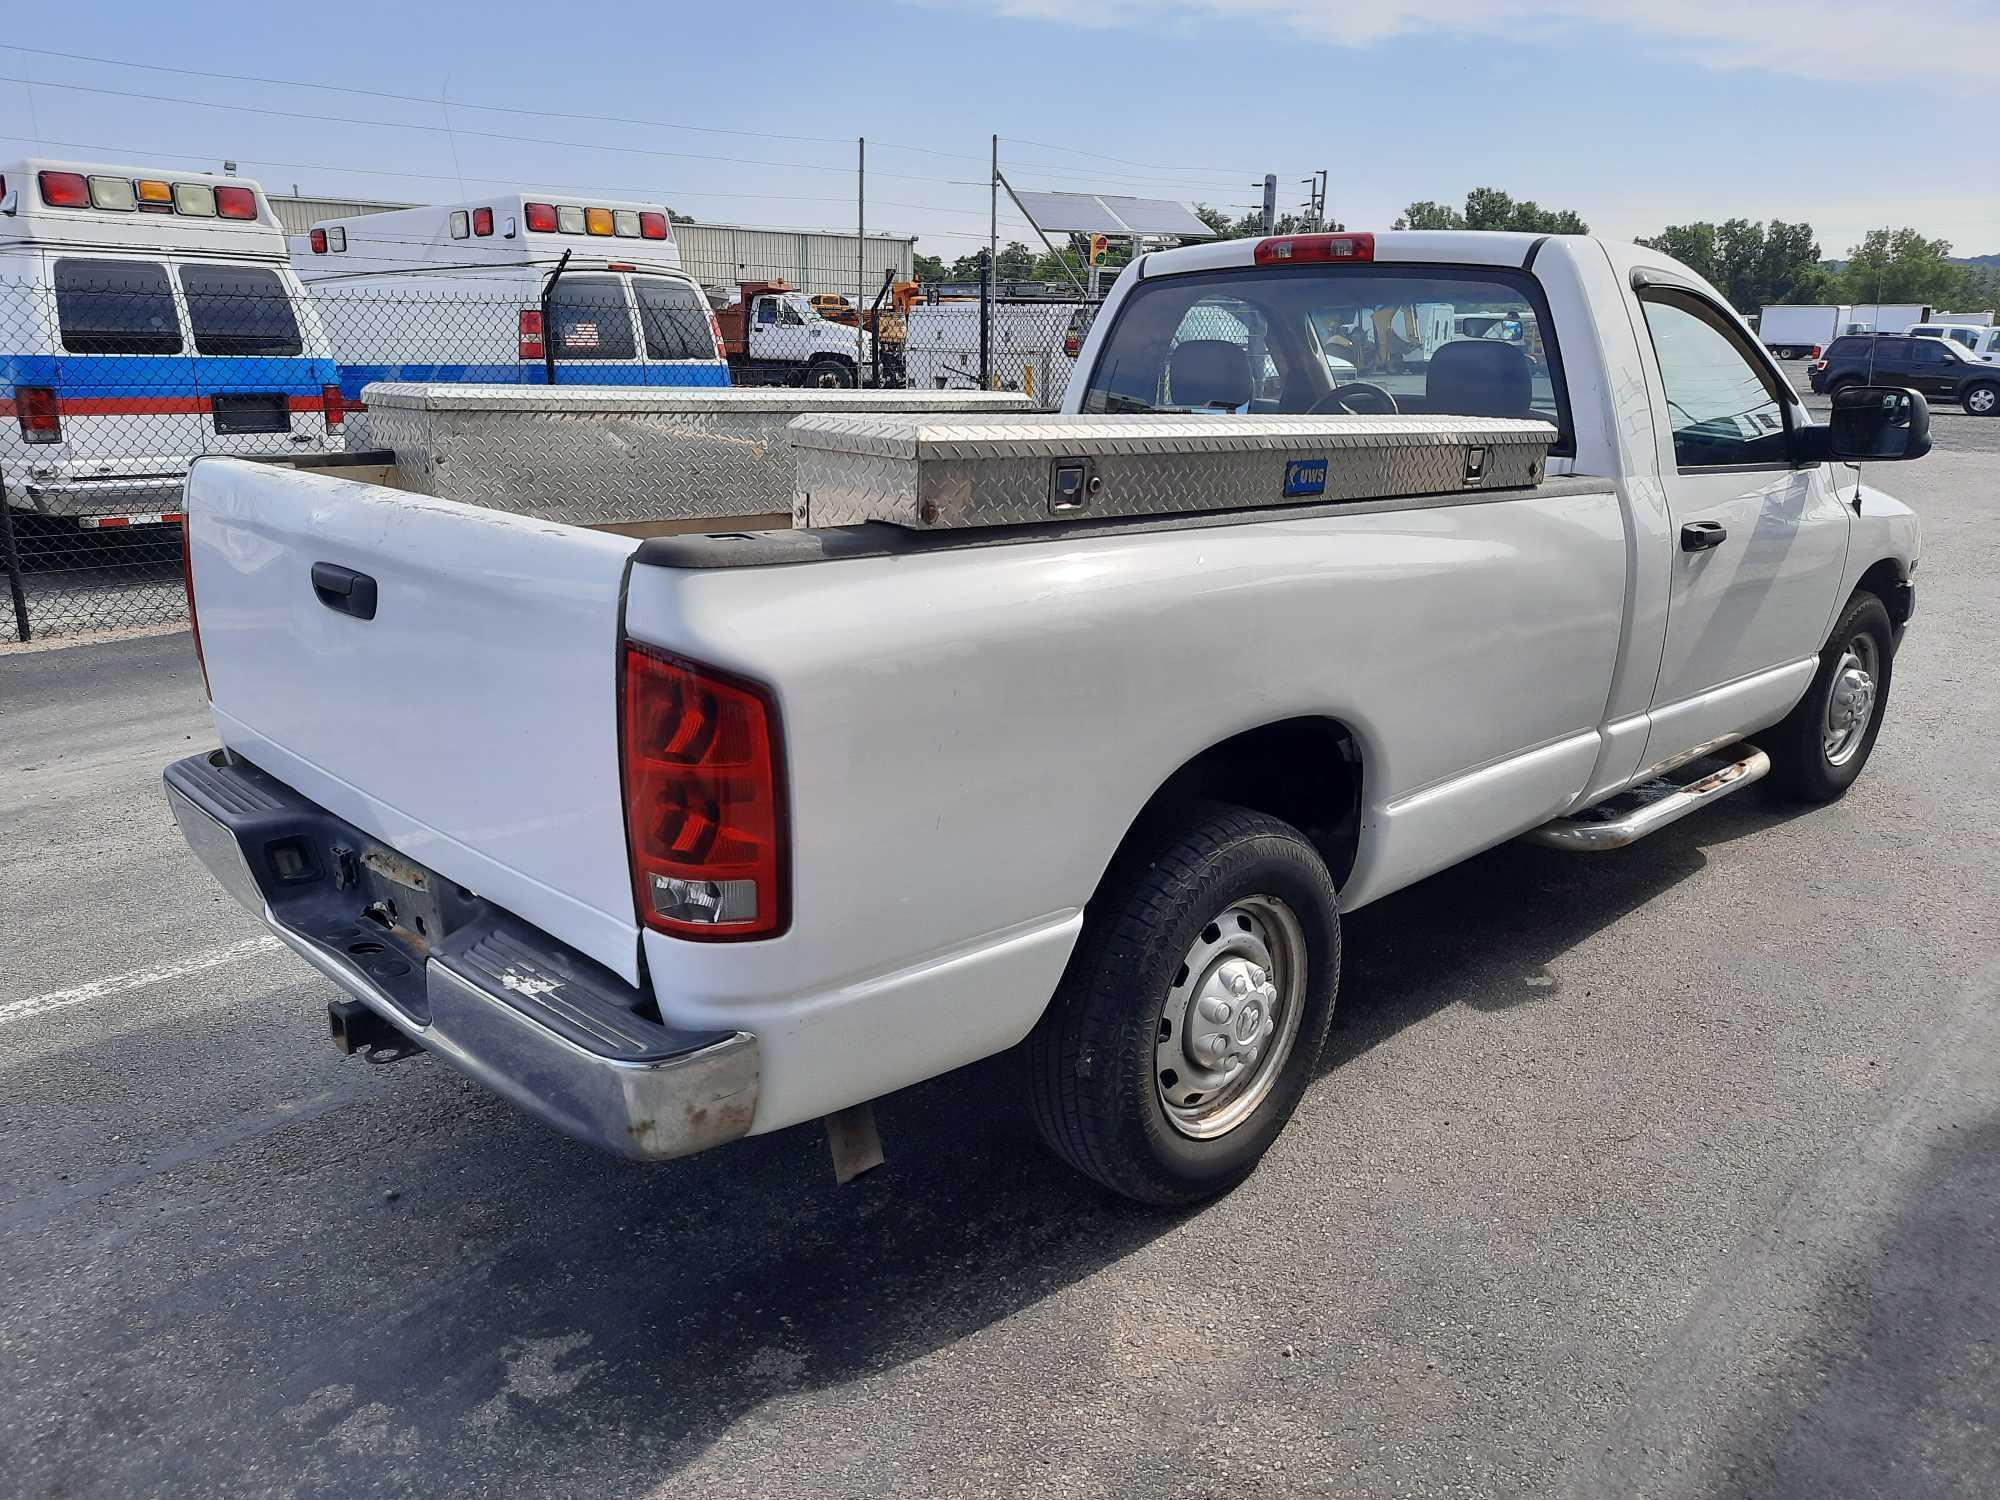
292;194;730;405
1;160;342;533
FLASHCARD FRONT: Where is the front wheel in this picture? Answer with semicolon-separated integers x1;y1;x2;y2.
1963;381;1998;417
803;358;856;389
1026;804;1340;1206
1764;591;1895;802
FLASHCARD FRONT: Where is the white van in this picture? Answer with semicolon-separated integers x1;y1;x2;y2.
2;159;342;531
293;194;728;408
1908;322;2000;361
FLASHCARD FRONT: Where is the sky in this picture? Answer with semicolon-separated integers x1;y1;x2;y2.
2;0;1996;262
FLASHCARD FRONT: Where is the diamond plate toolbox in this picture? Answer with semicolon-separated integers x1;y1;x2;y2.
360;384;1034;527
788;412;1556;530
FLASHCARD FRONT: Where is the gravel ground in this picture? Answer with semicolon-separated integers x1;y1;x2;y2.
2;399;1996;1499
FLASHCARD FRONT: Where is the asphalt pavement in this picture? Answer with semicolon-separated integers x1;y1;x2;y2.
2;396;1996;1499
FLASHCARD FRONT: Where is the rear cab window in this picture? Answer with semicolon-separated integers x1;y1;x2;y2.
178;264;304;356
635;278;716;361
1078;262;1571;452
53;258;182;354
547;276;637;360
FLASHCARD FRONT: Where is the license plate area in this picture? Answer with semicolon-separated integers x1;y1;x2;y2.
211;393;291;435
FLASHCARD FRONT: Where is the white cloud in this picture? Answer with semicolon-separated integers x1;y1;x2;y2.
956;0;2000;86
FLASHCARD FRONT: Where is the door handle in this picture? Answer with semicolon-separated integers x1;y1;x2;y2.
312;561;377;620
1680;521;1728;552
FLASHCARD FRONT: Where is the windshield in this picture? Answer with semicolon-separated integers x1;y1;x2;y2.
1079;264;1567;444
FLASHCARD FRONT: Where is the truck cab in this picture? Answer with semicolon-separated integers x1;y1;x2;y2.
712;280;870;387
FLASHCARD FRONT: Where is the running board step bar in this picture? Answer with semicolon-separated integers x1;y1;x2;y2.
1525;745;1770;851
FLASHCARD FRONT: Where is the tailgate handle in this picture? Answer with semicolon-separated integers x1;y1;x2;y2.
311;562;378;621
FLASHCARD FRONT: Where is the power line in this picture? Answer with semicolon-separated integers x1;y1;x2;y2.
0;75;976;188
1000;135;1270;181
2;42;998;168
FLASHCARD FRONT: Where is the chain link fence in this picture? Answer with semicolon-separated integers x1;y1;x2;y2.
3;270;1097;641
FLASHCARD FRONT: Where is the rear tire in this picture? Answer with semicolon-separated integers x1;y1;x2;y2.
1764;591;1895;802
1963;381;1998;417
1026;804;1340;1207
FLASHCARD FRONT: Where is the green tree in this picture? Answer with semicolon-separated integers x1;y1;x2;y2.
1393;188;1587;234
912;252;948;282
1635;219;1830;311
1838;228;1982;306
995;240;1038;281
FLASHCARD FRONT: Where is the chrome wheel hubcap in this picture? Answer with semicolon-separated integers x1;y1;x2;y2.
1823;635;1879;767
1971;388;1996;414
1155;896;1306;1140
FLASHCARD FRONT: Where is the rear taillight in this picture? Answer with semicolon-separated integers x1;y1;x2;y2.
1063;333;1081;357
473;206;494;237
524;201;558;233
518;309;545;360
1254;231;1374;266
309;227;327;253
708;312;726;360
639;211;669;240
1811;345;1824;360
181;520;210;700
621;643;787;940
38;171;89;207
16;385;60;444
214;186;256;220
322;384;345;429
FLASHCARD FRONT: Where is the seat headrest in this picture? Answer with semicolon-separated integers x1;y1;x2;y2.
1167;339;1253;410
1426;339;1534;419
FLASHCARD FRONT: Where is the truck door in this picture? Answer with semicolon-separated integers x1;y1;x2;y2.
45;256;202;500
1632;285;1850;770
540;274;641;385
177;262;325;458
1901;337;1963;399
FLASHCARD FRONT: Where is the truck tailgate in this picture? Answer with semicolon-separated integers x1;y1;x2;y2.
185;457;644;981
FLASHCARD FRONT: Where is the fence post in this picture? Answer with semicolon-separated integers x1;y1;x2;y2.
0;478;29;644
541;248;572;386
978;250;991;392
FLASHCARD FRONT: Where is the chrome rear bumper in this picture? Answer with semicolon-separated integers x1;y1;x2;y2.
163;750;758;1161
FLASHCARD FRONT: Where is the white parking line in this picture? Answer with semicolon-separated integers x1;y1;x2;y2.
0;935;283;1028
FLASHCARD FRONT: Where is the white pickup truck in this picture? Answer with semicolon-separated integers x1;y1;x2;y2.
166;230;1927;1206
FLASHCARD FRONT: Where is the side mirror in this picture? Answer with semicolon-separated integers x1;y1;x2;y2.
1800;385;1931;464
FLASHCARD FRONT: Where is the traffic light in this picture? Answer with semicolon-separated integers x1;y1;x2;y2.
1089;234;1109;265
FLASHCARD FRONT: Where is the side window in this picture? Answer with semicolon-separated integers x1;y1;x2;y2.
1910;340;1951;365
754;298;778;327
546;275;636;360
779;301;805;327
636;280;715;361
52;259;182;354
1638;291;1790;469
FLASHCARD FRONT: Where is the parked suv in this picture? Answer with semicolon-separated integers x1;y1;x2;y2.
1810;334;1999;415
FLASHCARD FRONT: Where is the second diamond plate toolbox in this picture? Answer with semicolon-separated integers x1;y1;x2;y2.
788;412;1556;530
360;384;1035;528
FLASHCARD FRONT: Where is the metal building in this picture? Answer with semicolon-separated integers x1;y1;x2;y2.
270;194;913;299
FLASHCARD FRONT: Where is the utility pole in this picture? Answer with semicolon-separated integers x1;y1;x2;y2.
1253;173;1277;234
1300;170;1327;231
989;134;999;296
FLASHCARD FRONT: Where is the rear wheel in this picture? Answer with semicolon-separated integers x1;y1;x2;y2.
1765;591;1895;802
1964;381;1998;417
1026;804;1340;1206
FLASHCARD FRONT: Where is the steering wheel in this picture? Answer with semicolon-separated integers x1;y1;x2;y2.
1309;381;1400;416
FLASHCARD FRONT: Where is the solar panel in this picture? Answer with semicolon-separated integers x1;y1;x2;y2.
1010;190;1217;239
